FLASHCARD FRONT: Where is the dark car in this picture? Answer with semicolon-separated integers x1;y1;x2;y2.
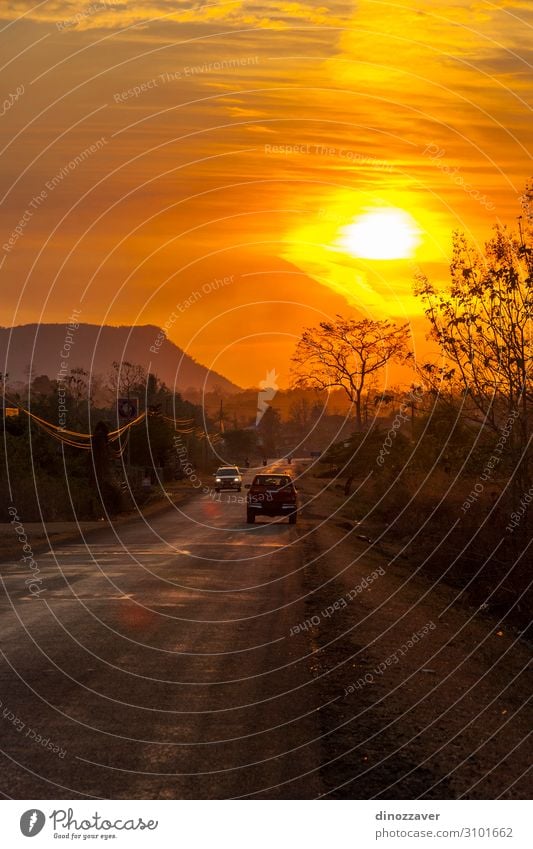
214;466;242;492
246;474;298;524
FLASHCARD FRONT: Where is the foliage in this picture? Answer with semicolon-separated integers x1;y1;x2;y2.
219;428;257;461
108;360;147;402
415;227;532;430
414;201;533;497
1;362;214;520
291;316;410;428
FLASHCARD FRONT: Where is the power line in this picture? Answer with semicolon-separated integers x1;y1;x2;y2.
3;398;218;448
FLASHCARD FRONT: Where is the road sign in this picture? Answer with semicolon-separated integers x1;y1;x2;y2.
117;398;138;419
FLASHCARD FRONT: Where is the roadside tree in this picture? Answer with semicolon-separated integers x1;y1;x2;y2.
414;206;532;493
291;316;410;430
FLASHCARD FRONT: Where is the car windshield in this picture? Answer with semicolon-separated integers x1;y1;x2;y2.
252;475;291;487
217;468;238;476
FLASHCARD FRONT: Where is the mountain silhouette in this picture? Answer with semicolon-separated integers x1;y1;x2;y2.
0;324;241;395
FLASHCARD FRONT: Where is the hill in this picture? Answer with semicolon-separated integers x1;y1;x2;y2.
0;323;241;395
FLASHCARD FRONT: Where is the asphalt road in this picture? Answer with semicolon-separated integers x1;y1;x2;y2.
1;459;530;800
0;461;324;799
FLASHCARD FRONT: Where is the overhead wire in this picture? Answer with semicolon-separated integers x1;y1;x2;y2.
3;397;219;448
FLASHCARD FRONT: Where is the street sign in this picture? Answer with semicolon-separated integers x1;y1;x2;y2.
117;398;138;419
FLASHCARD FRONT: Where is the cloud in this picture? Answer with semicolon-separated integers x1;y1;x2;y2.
1;0;354;31
1;0;531;373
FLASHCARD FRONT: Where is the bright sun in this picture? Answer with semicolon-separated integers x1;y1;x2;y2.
338;207;421;260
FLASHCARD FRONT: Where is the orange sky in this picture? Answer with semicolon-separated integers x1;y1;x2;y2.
1;0;531;388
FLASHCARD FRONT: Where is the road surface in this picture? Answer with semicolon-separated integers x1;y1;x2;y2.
0;462;323;799
0;460;530;799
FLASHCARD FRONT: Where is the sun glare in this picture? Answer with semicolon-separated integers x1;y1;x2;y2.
338;208;421;260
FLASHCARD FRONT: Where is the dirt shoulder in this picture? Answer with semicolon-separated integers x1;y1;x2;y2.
295;468;531;799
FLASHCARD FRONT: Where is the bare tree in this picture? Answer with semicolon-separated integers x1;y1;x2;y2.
291;317;410;429
288;396;313;429
414;188;533;505
416;233;531;422
108;361;147;401
65;367;91;405
414;217;532;488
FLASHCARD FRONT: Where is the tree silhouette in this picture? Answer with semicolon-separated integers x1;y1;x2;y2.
291;317;410;429
415;197;532;492
107;360;147;407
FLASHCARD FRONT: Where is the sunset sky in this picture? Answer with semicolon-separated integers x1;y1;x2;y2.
1;0;531;388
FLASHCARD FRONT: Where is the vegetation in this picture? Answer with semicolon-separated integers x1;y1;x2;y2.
290;317;410;429
310;191;532;625
1;192;531;625
0;365;214;521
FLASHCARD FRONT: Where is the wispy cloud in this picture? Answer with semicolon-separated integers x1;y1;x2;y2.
1;0;355;30
1;0;531;384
